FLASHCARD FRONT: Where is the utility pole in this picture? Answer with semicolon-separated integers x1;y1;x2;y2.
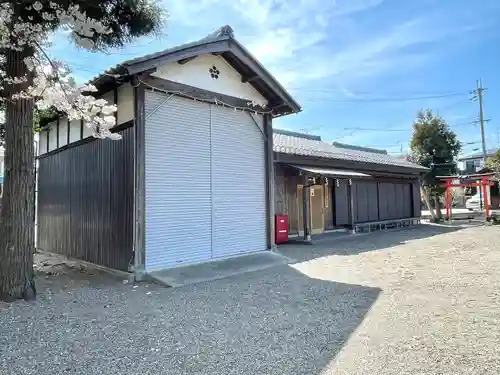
472;79;488;164
471;80;490;212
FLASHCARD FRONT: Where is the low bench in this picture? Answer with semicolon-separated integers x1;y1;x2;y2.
353;217;421;234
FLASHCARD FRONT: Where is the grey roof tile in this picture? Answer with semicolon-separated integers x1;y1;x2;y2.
273;130;427;171
89;25;301;114
122;26;234;67
90;26;234;81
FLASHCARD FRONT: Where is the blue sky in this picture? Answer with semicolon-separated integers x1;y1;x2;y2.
49;0;500;157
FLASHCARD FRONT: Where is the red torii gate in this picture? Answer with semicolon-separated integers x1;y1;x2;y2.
438;173;495;218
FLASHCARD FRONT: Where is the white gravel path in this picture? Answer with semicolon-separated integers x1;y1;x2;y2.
1;224;499;374
287;223;500;374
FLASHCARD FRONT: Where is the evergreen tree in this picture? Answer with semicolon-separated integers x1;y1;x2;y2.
410;109;461;221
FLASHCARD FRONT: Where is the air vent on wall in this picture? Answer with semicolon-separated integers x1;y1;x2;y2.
209;65;220;79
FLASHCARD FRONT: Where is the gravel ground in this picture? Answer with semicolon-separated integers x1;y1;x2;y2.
1;223;499;375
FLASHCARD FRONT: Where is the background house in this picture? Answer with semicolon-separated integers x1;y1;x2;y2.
459;148;499;174
36;26;300;278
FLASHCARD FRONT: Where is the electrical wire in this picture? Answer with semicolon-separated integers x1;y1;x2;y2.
51;62;473;101
296;92;467;103
138;78;274;115
341;121;478;133
287;86;467;95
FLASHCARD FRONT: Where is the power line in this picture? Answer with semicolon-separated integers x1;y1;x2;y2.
48;61;475;107
47;61;474;102
287;86;467;95
296;92;467;103
343;127;408;132
341;121;477;133
436;98;475;112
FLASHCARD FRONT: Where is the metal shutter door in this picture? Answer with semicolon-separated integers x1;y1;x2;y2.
144;92;212;271
210;106;266;259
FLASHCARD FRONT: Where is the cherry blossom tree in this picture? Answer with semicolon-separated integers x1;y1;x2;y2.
0;0;165;301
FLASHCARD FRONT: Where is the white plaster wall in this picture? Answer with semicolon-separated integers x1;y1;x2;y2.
69;120;81;143
38;84;133;154
100;90;116;129
58;118;68;147
101;90;114;106
152;54;268;106
117;82;134;125
47;121;58;152
39;130;47;155
82;122;93;138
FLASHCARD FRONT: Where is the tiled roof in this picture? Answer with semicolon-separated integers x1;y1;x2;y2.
89;26;236;84
122;25;235;67
273;129;427;171
89;25;301;114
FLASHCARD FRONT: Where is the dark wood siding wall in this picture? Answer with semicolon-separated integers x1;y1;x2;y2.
412;180;421;217
374;181;414;222
335;179;350;226
275;165;336;235
275;164;421;233
378;183;397;220
352;181;379;223
275;165;301;234
37;126;134;271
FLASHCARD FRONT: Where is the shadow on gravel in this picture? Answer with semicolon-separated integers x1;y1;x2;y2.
0;264;381;375
278;223;475;263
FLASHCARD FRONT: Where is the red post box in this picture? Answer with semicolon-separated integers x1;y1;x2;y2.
275;215;289;244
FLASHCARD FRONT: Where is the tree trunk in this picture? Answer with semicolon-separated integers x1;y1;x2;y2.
0;48;36;301
422;185;437;221
434;199;443;221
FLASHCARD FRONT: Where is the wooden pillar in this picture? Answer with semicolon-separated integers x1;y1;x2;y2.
349;178;355;233
445;188;450;219
376;181;381;221
302;174;311;241
332;179;337;227
264;114;275;248
133;77;146;281
482;178;490;217
449;188;454;218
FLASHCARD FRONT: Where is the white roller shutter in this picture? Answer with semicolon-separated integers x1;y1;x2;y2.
210;106;267;258
144;92;212;271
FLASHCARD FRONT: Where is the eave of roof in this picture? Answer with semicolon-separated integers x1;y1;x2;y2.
273;130;428;172
89;25;301;117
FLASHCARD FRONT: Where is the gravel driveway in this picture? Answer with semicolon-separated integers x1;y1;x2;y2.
1;223;499;374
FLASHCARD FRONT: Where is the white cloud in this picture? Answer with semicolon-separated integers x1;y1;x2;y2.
159;0;485;95
47;0;489;99
160;0;391;87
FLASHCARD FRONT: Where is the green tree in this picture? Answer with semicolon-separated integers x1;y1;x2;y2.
486;150;500;176
0;1;166;302
410;109;461;221
0;108;55;148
